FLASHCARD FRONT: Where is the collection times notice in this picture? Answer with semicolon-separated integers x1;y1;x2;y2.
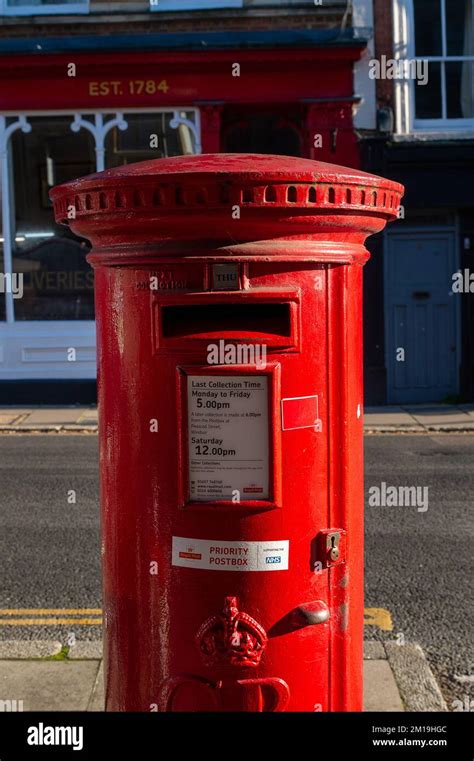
187;375;269;501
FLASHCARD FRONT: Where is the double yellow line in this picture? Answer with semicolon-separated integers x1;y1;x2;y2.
0;607;393;630
0;609;102;626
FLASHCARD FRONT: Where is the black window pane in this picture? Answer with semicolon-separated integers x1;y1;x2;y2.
446;61;474;117
415;61;442;118
447;0;474;55
104;112;195;168
414;0;442;56
11;116;95;321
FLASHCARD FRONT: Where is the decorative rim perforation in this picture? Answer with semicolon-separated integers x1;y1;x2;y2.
52;179;402;225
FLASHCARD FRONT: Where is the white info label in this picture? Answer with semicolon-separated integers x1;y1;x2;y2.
172;537;289;572
187;375;269;501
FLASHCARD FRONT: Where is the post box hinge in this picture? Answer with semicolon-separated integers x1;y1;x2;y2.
316;528;346;568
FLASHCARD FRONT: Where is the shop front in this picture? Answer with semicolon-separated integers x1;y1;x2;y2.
0;35;365;400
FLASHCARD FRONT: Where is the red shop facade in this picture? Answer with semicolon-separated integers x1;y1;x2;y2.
0;38;365;401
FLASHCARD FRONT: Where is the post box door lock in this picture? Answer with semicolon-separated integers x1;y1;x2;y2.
317;529;346;568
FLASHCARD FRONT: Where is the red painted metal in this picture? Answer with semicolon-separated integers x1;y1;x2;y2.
50;153;403;712
0;49;361;110
196;596;268;668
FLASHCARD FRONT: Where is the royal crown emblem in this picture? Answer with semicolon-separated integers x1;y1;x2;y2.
195;596;268;668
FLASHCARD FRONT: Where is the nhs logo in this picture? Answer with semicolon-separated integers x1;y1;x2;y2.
265;556;281;565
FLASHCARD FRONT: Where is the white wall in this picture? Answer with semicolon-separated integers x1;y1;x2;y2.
352;0;377;130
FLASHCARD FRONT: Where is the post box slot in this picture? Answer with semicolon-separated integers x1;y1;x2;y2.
161;303;292;341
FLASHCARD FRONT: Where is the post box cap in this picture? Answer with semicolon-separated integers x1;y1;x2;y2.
51;153;402;220
50;153;404;258
51;152;401;186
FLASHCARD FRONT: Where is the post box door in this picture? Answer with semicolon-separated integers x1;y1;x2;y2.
149;265;333;712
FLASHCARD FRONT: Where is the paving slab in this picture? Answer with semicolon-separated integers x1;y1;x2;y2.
87;661;104;711
17;408;86;426
0;412;25;425
364;641;386;660
364;407;419;427
364;660;405;711
0;640;62;659
407;407;473;426
385;642;448;712
0;660;100;711
458;404;474;418
365;406;405;414
68;641;103;660
77;409;98;425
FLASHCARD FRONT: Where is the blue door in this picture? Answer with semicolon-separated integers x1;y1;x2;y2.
385;232;458;404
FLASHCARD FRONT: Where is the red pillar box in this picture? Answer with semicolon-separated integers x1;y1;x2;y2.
50;155;403;713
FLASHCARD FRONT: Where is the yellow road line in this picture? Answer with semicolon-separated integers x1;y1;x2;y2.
0;618;102;625
364;607;393;631
0;609;102;615
0;607;392;630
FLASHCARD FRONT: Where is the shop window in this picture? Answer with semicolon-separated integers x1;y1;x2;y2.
1;109;200;323
11;117;95;321
1;0;89;15
104;112;197;169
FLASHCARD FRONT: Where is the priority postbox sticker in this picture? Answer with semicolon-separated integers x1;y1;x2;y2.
172;537;289;572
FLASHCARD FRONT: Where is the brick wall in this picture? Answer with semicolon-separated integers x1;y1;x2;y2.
0;2;351;37
373;0;394;107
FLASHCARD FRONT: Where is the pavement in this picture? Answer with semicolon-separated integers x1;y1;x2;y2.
1;403;474;432
364;403;474;433
0;640;447;712
0;421;469;713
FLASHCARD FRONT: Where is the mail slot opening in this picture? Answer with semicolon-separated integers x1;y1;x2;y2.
161;302;292;340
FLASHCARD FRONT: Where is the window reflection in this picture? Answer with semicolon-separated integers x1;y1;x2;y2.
8;111;198;321
104;111;196;167
11;116;95;321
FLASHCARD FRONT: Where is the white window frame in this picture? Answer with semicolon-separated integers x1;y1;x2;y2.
150;0;243;11
393;0;474;135
0;0;89;16
352;0;377;130
0;107;201;380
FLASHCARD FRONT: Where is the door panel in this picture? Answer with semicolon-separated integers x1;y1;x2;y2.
385;232;458;403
